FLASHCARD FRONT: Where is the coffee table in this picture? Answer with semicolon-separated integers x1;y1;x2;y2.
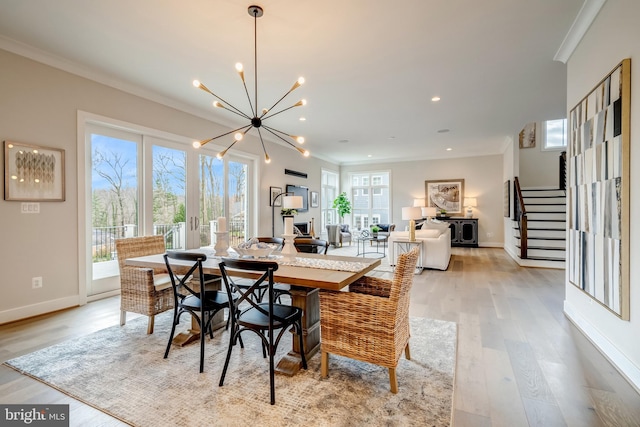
355;235;387;258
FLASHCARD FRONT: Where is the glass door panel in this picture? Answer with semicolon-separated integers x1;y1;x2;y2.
90;130;140;296
198;153;224;248
228;160;248;247
152;145;187;250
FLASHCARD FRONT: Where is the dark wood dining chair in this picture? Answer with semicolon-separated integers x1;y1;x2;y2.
293;237;329;254
230;237;286;302
218;258;307;405
163;251;234;373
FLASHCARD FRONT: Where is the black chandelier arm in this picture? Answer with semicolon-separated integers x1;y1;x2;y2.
262;125;306;154
239;77;256;118
198;125;251;146
261;101;303;121
256;128;270;162
253;7;259;117
197;83;252;120
259;84;300;119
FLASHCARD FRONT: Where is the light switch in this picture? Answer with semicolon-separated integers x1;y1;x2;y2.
21;202;40;214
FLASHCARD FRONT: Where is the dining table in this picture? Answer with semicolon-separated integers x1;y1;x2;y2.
125;249;380;375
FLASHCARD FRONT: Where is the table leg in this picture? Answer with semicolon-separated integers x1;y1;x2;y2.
275;286;320;376
171;277;226;347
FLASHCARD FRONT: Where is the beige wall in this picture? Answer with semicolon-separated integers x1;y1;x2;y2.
0;48;334;322
565;0;640;391
518;121;565;188
340;154;505;247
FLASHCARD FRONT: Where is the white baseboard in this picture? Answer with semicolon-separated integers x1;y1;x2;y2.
0;295;81;325
564;301;640;394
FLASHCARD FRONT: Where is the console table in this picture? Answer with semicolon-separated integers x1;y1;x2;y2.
439;217;478;247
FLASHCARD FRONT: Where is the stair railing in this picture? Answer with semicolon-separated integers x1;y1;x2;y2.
514;177;528;259
559;151;567;191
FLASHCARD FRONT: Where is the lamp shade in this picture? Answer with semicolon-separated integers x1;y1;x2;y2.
464;197;477;207
402;206;422;220
283;195;303;209
421;206;437;218
413;198;425;207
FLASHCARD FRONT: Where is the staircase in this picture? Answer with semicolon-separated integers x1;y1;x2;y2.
514;187;566;269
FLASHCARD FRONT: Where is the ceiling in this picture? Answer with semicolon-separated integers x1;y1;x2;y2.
0;0;585;165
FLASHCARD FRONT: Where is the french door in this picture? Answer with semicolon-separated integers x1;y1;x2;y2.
85;122;251;298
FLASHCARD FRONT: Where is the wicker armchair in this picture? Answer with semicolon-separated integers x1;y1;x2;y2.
319;246;419;393
115;235;174;334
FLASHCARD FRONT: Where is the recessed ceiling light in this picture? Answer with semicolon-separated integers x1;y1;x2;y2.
446;147;453;151
299;117;306;121
431;96;441;102
437;128;450;133
367;154;373;158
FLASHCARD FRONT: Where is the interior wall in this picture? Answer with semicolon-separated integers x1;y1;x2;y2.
0;48;334;323
564;0;640;390
340;154;505;247
518;121;565;188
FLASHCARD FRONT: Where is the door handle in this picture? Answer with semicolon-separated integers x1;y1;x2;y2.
194;217;200;229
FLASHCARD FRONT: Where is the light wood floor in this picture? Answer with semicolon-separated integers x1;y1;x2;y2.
1;247;639;426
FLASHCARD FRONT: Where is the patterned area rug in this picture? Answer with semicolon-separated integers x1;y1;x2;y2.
5;313;456;426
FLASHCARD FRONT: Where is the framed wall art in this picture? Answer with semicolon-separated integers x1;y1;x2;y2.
4;141;65;201
269;186;282;206
567;58;630;320
310;191;319;208
519;122;536;148
425;179;464;215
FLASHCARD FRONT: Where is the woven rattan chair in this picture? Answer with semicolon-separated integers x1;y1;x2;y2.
318;246;419;393
115;235;173;334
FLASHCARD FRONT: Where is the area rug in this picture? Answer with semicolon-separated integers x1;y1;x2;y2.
5;313;456;427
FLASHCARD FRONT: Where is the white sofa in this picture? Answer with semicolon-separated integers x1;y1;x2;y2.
387;224;451;270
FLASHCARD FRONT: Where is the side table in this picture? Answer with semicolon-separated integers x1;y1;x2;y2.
392;240;424;274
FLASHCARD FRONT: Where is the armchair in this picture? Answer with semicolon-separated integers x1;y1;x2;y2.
325;224;352;247
319;247;419;393
115;235;174;334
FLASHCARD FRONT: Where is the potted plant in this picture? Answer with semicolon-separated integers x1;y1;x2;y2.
438;208;448;218
281;208;298;216
332;192;352;224
370;225;381;237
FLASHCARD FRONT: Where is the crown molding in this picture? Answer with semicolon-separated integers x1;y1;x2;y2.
554;0;607;64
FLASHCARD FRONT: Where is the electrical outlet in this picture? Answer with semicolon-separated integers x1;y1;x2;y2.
32;277;43;289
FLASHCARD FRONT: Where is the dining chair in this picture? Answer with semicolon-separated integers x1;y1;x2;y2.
293;237;329;254
218;258;307;405
115;235;174;334
318;246;419;393
163;251;234;373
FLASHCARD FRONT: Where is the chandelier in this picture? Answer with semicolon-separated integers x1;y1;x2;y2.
191;5;309;163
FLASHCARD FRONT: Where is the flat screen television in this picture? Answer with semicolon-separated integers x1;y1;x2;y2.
286;184;309;212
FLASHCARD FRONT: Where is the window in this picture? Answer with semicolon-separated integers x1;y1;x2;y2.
350;171;390;230
543;118;567;150
321;169;339;231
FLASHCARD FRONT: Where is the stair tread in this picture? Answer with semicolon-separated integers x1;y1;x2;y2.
516;245;565;251
525;256;565;262
514;236;565;241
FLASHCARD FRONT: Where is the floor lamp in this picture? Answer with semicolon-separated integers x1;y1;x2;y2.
271;192;303;237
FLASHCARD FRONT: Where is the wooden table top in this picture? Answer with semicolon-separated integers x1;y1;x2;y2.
125;251;381;291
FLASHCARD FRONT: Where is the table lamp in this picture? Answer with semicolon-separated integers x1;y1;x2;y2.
402;206;422;242
421;206;437;220
464;197;477;218
271;192;303;237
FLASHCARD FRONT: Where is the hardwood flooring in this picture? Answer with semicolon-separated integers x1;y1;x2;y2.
1;247;639;426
